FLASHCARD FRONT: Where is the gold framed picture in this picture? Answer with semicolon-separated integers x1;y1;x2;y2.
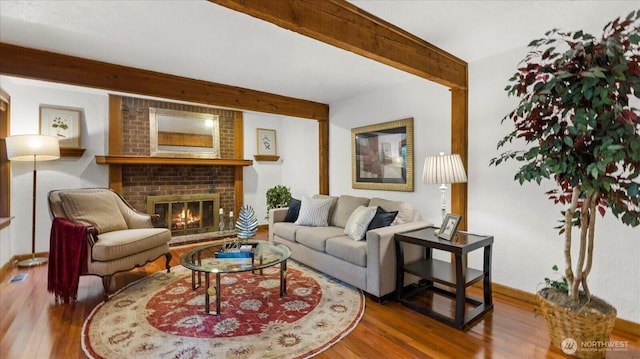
351;118;414;191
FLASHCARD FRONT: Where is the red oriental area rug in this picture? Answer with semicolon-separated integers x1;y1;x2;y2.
82;261;365;359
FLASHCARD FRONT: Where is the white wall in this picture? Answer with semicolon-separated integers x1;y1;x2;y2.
243;112;319;223
0;225;11;268
330;79;452;225
242;112;283;223
1;77;110;262
279;117;319;200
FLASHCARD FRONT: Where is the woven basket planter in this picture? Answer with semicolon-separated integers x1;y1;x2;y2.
536;288;617;358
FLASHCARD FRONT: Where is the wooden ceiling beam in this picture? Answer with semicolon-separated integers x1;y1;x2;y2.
209;0;468;89
0;43;329;121
210;0;468;224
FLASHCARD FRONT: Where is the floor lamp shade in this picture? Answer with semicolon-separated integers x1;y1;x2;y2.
422;153;467;223
5;134;60;161
5;134;60;267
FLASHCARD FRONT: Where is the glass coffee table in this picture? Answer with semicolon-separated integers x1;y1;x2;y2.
181;240;291;315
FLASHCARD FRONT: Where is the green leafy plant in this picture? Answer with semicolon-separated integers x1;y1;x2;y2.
265;185;292;218
491;10;640;304
544;265;569;292
534;265;569;317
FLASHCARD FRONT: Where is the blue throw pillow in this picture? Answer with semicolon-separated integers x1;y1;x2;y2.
367;206;398;230
284;198;301;222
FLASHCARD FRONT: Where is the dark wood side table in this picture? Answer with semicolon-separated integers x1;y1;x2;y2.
395;226;493;330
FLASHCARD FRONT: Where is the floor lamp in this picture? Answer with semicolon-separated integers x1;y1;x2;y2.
5;134;60;267
422;152;467;224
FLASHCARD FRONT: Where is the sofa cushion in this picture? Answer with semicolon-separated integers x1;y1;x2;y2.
60;191;128;234
369;197;414;224
343;205;378;241
284;198;302;222
295;197;334;227
325;236;367;267
367;206;399;230
331;195;371;228
296;226;345;252
91;228;170;261
272;222;299;242
312;194;339;223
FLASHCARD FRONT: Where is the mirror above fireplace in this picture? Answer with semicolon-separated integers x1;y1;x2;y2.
149;107;220;158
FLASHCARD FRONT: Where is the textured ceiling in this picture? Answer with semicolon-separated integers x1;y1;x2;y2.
1;1;637;104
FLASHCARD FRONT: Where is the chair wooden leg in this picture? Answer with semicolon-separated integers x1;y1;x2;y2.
165;252;172;273
102;275;112;301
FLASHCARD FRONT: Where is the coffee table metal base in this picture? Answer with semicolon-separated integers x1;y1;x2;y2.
191;260;288;315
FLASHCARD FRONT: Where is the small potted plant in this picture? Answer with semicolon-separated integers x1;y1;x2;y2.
491;10;640;358
265;185;292;219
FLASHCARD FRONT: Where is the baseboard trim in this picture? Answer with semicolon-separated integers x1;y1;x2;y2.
490;282;640;336
0;256;16;283
491;282;537;304
0;252;50;282
614;317;640;337
13;251;50;261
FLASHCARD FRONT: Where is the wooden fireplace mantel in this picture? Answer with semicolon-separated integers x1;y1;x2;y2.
95;155;252;167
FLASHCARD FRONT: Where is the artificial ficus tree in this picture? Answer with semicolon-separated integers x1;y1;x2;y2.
491;10;640;303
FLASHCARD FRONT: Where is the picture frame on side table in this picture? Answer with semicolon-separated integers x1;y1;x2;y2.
438;214;461;240
351;118;414;191
39;106;82;148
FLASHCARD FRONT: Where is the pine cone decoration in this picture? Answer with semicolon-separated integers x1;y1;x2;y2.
236;205;258;239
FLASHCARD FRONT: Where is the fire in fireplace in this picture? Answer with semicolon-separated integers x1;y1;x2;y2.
173;203;200;230
147;194;220;236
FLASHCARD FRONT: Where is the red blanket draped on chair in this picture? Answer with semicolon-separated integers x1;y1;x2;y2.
47;217;89;303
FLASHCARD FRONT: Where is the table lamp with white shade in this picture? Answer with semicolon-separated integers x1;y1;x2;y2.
5;134;60;267
422;152;467;224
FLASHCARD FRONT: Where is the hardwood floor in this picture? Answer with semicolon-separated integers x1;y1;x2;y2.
1;240;638;359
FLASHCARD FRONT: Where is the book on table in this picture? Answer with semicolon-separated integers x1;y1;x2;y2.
214;251;253;259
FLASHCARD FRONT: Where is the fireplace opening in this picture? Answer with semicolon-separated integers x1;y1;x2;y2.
147;194;220;236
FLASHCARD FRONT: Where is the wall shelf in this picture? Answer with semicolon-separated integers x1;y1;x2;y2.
95;155;252;166
61;148;86;157
254;155;280;162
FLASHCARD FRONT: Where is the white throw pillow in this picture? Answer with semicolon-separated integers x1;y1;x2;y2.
343;205;378;241
294;197;334;227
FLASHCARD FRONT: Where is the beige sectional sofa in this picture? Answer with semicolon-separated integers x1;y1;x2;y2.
269;194;431;300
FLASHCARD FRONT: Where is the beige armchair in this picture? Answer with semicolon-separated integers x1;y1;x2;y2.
48;188;172;300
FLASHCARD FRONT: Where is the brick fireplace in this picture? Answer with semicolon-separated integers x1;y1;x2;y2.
115;96;242;238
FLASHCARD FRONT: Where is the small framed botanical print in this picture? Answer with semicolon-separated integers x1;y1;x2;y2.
39;106;82;148
256;128;277;156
